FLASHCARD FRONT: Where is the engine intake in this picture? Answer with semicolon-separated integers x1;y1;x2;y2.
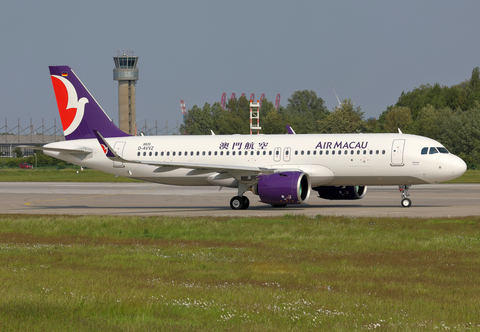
254;171;311;205
315;185;367;200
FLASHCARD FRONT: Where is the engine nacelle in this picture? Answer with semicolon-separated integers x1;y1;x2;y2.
254;171;311;205
315;185;367;200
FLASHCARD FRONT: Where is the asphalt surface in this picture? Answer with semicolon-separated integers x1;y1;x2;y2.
0;182;479;217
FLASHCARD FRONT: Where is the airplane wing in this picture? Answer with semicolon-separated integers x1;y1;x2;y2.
93;130;275;175
18;145;93;154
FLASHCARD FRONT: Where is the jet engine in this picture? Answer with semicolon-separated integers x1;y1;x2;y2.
315;185;367;200
253;171;311;205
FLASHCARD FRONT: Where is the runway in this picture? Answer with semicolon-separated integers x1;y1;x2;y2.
1;182;479;217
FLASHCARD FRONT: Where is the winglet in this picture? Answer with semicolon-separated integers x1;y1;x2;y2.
286;125;296;135
93;130;122;161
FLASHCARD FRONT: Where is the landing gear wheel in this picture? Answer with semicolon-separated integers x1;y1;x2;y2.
401;198;412;208
241;196;250;210
271;203;287;208
230;196;244;210
399;185;412;208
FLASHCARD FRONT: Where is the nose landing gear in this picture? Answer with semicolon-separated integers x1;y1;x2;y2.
399;185;412;207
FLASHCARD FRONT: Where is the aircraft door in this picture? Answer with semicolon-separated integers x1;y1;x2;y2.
391;139;405;166
283;147;291;162
113;141;126;168
274;147;281;162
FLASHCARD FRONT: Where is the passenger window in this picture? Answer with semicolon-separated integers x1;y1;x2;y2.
369;150;373;155
161;152;164;156
285;150;289;155
172;152;175;156
326;151;329;155
301;151;304;155
376;150;379;154
232;151;235;156
295;151;298;155
269;151;273;155
344;150;347;155
149;152;152;156
227;151;230;156
363;150;367;155
251;151;254;155
220;151;223;156
263;151;266;155
338;150;341;155
332;150;335;155
421;147;428;155
196;151;199;156
167;152;170;156
202;151;205;156
190;151;193;156
208;151;211;156
257;151;260;155
137;152;140;156
276;150;279;155
307;150;310;155
429;147;438;154
214;151;217;156
382;150;385;155
320;151;323;155
238;151;242;155
350;150;354;155
178;151;182;156
143;152;146;156
357;150;360;155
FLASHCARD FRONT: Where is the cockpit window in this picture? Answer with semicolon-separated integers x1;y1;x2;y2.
421;147;428;155
429;147;439;154
437;147;449;154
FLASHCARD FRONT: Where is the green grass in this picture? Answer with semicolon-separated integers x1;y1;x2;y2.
1;167;479;183
0;214;479;331
445;169;480;183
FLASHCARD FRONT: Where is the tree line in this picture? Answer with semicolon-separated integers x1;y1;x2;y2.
180;67;480;169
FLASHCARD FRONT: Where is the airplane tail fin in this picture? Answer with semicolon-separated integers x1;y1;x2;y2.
49;66;130;141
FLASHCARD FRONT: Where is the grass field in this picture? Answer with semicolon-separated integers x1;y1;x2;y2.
0;214;479;331
1;167;479;183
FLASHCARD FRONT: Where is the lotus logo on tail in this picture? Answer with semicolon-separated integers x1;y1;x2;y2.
101;144;108;155
50;75;89;137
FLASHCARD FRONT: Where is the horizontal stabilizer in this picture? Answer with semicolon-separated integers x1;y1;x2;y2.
18;145;92;154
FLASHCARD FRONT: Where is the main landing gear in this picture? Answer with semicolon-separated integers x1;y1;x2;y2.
230;183;250;210
399;185;412;207
230;196;250;210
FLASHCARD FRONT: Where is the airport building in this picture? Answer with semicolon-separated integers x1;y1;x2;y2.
113;53;139;135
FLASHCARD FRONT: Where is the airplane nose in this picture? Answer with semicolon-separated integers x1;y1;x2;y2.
451;156;467;177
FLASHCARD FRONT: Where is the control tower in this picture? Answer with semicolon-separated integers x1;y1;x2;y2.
113;52;139;135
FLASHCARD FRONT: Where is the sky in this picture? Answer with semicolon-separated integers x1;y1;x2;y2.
1;1;480;132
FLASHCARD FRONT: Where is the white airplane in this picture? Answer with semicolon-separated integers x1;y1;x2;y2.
26;66;467;210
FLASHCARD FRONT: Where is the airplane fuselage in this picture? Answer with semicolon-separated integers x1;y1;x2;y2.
44;132;466;187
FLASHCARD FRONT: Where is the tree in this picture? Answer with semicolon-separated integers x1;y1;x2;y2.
382;106;412;133
319;99;365;133
465;67;480;110
180;103;214;135
285;90;329;133
14;147;22;158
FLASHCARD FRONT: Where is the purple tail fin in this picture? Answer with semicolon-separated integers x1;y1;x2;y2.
49;66;130;140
